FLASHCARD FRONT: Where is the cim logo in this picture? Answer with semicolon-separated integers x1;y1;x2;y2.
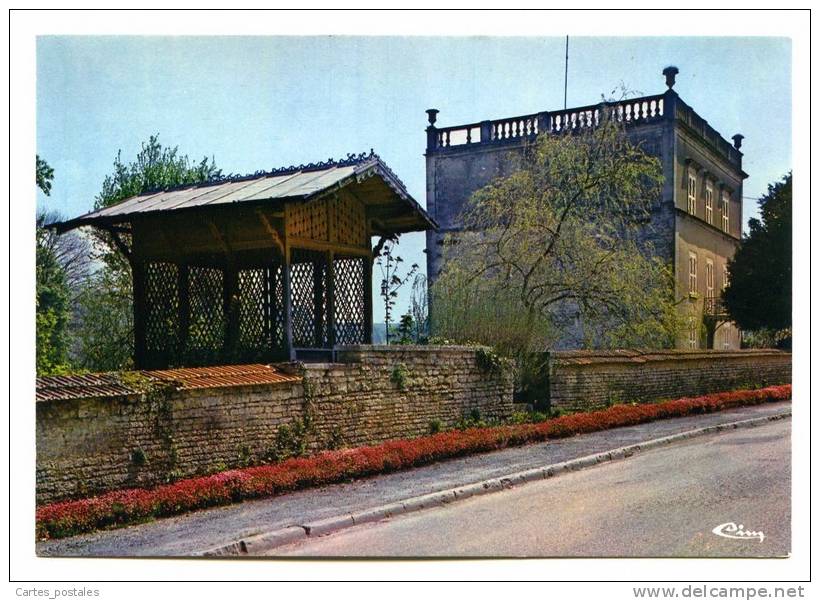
712;522;765;543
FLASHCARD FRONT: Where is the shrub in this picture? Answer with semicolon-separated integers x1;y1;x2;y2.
36;384;791;540
390;364;410;391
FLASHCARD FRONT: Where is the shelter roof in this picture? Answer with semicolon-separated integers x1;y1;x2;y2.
55;152;436;236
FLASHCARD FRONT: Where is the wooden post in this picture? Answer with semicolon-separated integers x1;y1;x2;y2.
312;254;325;348
223;264;238;361
177;264;190;362
132;260;147;369
327;250;336;348
364;243;373;344
283;245;295;361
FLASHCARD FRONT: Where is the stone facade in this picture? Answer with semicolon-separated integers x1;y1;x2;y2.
425;68;746;350
548;349;791;411
35;346;513;505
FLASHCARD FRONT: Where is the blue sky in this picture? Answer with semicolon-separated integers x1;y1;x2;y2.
37;36;791;322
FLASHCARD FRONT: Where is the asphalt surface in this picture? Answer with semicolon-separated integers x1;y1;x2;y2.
273;417;791;558
36;401;791;557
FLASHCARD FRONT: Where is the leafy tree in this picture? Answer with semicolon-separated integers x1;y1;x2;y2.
36;222;71;375
36;211;92;372
35;156;72;375
73;264;135;371
74;135;221;371
36;155;54;197
723;172;791;342
431;115;681;356
375;238;419;344
396;312;415;344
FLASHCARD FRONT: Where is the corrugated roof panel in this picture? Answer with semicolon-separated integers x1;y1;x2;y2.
91;191;165;218
96;186;200;217
201;173;306;205
53;154;437;235
168;177;292;209
236;168;348;202
259;165;358;198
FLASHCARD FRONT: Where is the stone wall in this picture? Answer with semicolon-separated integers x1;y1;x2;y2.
36;346;791;504
548;349;791;411
35;346;513;505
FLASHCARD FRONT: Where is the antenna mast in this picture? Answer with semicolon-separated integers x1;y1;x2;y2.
563;35;569;109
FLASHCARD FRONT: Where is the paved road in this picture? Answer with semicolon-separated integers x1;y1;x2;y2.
36;401;790;557
273;418;791;558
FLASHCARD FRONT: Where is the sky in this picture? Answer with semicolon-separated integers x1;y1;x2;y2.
36;36;792;322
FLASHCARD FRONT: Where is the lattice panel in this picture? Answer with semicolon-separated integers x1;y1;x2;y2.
186;266;225;364
144;262;180;358
290;248;328;347
234;265;286;360
334;194;367;246
287;200;329;241
333;256;367;344
237;268;267;355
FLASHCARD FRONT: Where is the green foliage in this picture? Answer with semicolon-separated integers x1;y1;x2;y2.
325;425;346;450
237;445;253;467
94;134;221;213
390;363;410;391
454;407;494;430
36;155;54;196
130;447;147;466
74;264;135;372
75;135;221;370
409;273;429;343
428;419;443;434
474;346;507;374
36;217;72;376
430;117;680;356
396;312;415;344
265;419;310;462
508;410;552;424
724;173;791;339
35;157;66;375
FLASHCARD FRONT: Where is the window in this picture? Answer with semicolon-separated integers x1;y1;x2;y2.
687;171;697;215
688;252;698;295
721;191;730;233
688;317;698;349
722;327;731;350
704;183;714;224
705;259;714;299
723;265;729;290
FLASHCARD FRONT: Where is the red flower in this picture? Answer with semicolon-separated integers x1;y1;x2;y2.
35;384;791;540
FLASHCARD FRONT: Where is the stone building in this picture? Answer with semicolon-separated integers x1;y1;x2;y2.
424;67;744;350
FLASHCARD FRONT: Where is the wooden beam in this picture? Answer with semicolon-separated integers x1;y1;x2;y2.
177;265;190;360
288;236;371;257
327;250;336;348
282;209;295;360
205;218;232;255
255;209;285;257
101;226;134;265
364;244;373;344
132;261;147;369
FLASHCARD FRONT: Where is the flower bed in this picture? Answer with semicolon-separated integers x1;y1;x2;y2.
36;384;791;540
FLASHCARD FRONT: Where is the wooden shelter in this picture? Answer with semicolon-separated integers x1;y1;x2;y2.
56;152;436;368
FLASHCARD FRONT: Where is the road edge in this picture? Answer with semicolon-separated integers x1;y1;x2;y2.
201;410;791;557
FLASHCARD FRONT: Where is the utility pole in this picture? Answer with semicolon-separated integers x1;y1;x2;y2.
563;35;569;110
